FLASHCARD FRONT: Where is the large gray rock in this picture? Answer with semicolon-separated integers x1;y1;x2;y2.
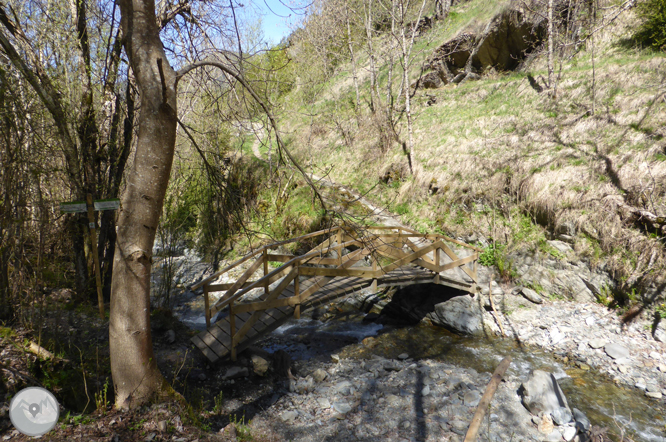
429;295;486;335
520;370;570;416
604;343;630;360
520;287;543;304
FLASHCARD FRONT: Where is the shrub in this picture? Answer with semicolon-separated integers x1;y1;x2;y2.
634;0;666;50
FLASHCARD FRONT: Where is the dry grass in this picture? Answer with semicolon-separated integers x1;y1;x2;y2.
279;0;666;299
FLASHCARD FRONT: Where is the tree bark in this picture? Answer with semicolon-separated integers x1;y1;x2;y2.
111;0;177;408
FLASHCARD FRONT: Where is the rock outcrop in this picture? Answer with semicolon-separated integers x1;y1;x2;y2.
419;7;546;89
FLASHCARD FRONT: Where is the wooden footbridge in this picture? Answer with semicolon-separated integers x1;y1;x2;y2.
190;225;482;362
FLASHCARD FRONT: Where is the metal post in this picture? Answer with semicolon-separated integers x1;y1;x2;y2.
86;194;105;319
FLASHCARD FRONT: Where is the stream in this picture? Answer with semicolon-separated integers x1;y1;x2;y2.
172;283;666;441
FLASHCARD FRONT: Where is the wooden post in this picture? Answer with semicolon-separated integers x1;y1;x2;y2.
434;247;440;284
86;194;105;319
464;357;512;442
230;300;237;361
336;230;343;266
294;263;300;319
263;249;269;295
371;254;377;292
204;285;211;328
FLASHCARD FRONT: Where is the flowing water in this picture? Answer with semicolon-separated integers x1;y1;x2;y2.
261;314;666;442
171;275;666;440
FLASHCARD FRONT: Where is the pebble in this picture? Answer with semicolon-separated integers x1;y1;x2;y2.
588;338;605;349
398;353;409;360
281;410;298;422
646;391;663;399
332;401;352;414
463;390;481;407
562;425;577;441
635;378;647;390
659;364;666;373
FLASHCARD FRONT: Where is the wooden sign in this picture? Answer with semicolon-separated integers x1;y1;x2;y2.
59;195;120;319
61;198;120;212
59;201;87;213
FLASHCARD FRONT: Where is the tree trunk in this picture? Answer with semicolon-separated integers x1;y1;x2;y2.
345;2;360;111
547;0;555;95
111;0;177;409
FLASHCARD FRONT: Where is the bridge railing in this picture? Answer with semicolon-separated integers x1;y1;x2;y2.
190;225;481;360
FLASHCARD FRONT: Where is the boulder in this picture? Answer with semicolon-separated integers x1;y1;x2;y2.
520;370;570;416
428;295;486;335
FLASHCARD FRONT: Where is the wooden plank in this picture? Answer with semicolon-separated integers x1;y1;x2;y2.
440;243;477;282
439;253;477;271
191;226;342;290
200;329;230;359
206;281;258;292
210;256;264;311
233;267;299;346
299;267;376;278
191;334;219;362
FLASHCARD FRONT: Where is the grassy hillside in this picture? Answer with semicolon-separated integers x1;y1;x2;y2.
277;0;666;301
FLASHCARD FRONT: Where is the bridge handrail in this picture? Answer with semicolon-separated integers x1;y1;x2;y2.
190;225;344;290
210;237;363;315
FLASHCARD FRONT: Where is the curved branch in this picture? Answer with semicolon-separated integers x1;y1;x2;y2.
176;60;327;210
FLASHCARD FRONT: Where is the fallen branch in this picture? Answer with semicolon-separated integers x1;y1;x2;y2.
463;356;512;442
28;341;54;359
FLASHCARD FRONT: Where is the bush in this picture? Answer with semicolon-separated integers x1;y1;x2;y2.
634;0;666;50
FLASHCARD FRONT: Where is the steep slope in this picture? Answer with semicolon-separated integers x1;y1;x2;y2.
278;0;666;304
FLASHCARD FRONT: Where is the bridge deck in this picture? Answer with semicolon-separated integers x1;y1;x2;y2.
189;226;480;363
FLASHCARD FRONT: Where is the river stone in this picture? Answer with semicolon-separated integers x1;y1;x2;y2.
551;407;573;425
573;408;590;432
537;414;554;434
313;368;327;382
334;380;353;395
430;295;485;335
520;370;570;415
562;425;577;442
464;390;481;407
588;339;605;349
635;378;647;390
332;401;352;414
317;398;331;409
281;410;298;422
646;391;663;399
604;343;630;359
520;287;543;304
647;384;660;393
251;355;270;376
422;385;431;396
